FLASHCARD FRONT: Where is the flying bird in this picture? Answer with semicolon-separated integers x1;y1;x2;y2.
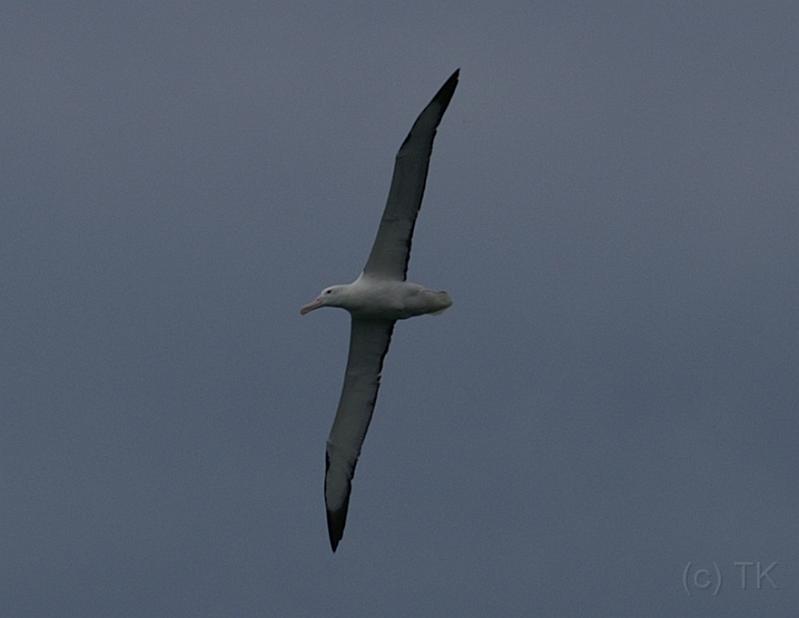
300;69;459;551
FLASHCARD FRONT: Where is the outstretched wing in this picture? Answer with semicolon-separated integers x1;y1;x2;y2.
325;318;396;551
362;69;459;281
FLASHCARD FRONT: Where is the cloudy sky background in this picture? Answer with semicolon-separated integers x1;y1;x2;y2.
3;2;797;615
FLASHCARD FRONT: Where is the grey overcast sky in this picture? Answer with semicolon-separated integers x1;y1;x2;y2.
2;2;798;616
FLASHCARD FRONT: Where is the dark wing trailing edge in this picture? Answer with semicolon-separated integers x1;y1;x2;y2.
324;318;396;551
362;69;459;281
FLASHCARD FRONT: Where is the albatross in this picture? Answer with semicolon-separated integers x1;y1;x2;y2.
300;69;459;551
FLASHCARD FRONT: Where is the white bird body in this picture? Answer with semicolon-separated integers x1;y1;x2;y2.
301;69;459;551
302;275;452;320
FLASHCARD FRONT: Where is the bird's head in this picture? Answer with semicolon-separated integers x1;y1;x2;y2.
300;285;347;315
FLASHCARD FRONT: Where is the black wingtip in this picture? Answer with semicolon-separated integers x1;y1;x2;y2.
325;450;348;553
434;69;460;107
326;507;346;552
396;69;458;153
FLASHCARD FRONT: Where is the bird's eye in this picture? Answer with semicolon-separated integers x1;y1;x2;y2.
325;290;332;295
